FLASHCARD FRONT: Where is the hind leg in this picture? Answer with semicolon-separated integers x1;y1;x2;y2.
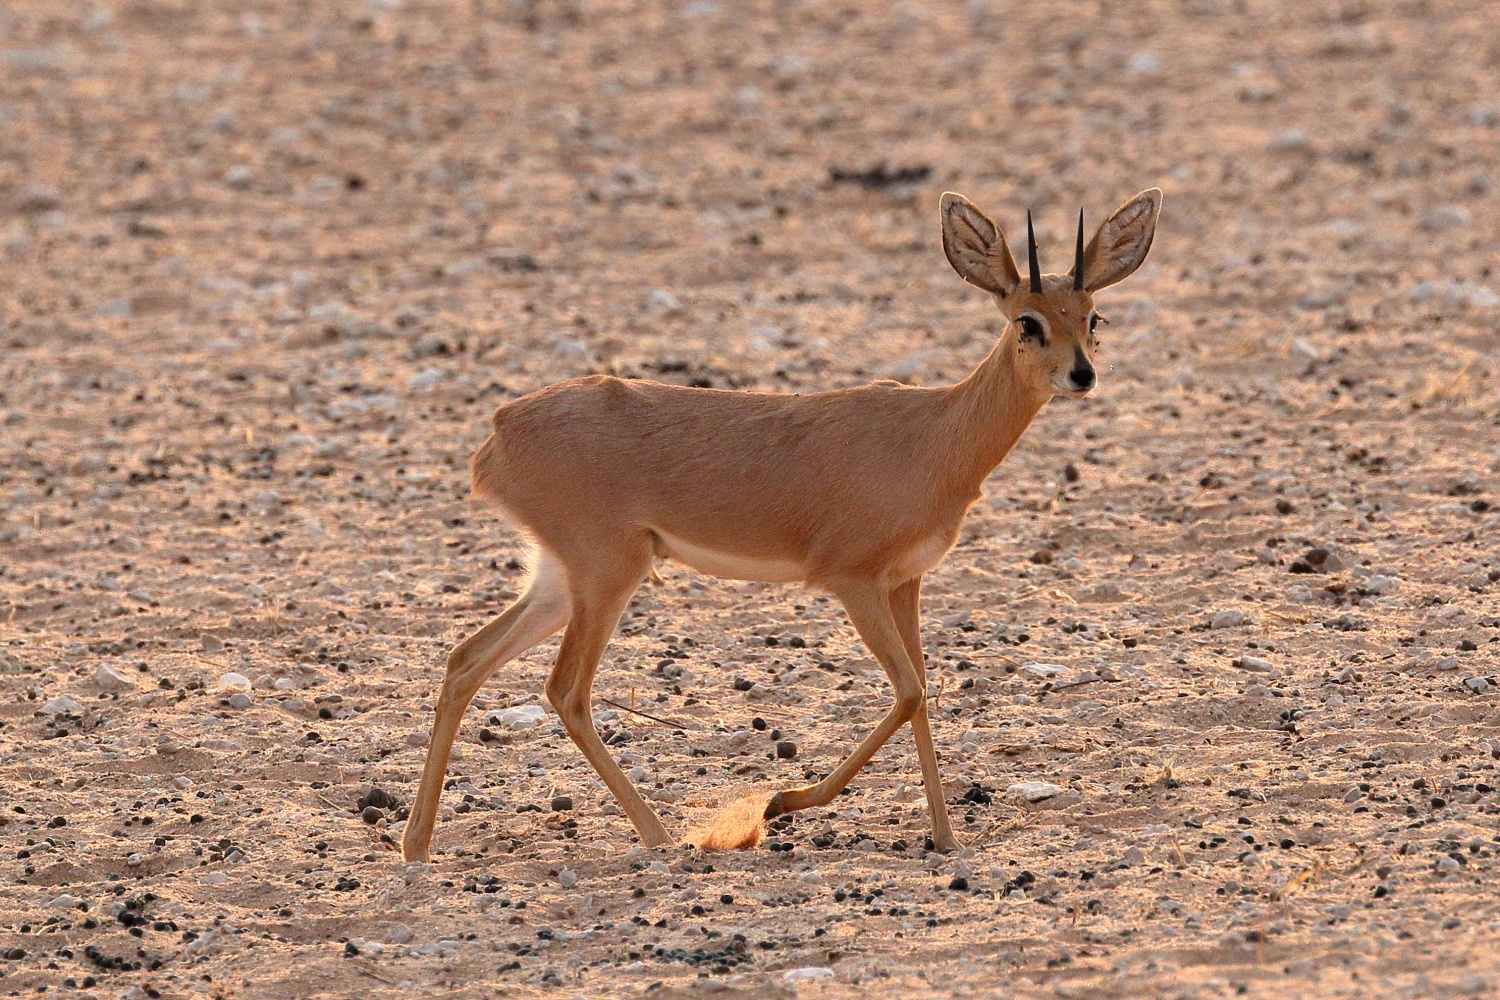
402;551;570;863
545;537;673;848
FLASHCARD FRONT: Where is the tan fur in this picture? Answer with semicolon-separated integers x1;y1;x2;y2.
401;189;1162;863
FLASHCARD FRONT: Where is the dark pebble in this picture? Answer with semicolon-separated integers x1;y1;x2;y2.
751;717;767;731
776;741;797;760
343;941;360;957
948;877;969;891
720;894;733;904
4;948;24;960
551;796;574;812
733;678;753;691
361;806;384;825
358;787;398;811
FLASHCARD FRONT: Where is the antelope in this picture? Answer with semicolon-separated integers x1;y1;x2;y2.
401;188;1161;862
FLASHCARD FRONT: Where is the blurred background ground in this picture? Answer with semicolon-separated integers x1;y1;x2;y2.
1;0;1500;997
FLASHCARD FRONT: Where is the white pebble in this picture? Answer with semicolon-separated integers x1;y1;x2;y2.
95;664;135;691
1007;781;1065;803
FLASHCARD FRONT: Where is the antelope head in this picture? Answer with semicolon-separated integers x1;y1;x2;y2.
940;188;1162;399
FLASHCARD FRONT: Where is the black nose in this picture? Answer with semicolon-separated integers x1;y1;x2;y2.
1070;366;1096;390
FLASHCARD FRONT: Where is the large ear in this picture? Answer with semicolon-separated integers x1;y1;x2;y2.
1076;188;1161;292
940;192;1022;297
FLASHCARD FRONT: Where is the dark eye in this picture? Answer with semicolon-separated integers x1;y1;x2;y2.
1089;314;1099;334
1018;316;1046;344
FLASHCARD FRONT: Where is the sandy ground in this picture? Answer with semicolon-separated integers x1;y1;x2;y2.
2;1;1500;997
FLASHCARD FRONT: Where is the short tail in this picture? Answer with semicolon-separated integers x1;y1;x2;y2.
469;431;507;506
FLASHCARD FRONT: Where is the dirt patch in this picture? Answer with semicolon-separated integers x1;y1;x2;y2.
1;1;1499;998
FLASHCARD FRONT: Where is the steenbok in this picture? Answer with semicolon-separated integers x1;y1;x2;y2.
403;188;1161;861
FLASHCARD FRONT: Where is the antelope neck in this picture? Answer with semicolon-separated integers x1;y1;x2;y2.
939;333;1052;494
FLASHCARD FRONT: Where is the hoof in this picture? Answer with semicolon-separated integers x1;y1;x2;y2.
762;792;786;820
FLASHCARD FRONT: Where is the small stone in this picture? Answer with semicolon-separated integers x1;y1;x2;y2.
403;731;428;747
361;806;384;825
1235;655;1274;672
228;692;253;710
798;871;824;885
948;876;969;891
551;795;574;812
42;695;84;715
384;924;414;945
358;787;398;811
558;868;578;888
45;894;76;910
645;288;682;314
201;872;229;886
1343;787;1364;803
488;704;547;730
216;672;252;692
782;967;834;983
1463;676;1493;694
199;634;223;653
1211;609;1245;629
776;740;797;760
126;853;144;868
1419;204;1472;232
1007;781;1065;803
1459;974;1487;995
95;663;135;691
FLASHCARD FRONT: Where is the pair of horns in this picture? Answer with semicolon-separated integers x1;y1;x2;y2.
1025;209;1086;294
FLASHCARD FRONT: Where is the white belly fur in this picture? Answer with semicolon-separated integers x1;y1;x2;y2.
889;531;954;582
654;529;806;583
654;528;955;586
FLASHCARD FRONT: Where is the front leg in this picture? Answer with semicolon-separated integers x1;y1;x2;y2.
889;576;960;853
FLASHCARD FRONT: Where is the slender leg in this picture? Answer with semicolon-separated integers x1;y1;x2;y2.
765;580;924;818
403;552;571;863
889;576;960;853
545;544;674;848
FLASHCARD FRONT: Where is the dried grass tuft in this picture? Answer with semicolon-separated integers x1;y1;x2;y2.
683;793;771;852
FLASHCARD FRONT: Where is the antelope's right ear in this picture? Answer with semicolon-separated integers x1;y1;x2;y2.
940;192;1022;297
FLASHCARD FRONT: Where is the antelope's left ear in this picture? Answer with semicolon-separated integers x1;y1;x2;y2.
1075;188;1161;292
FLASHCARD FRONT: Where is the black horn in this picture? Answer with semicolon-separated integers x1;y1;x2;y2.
1026;211;1042;294
1073;207;1085;291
